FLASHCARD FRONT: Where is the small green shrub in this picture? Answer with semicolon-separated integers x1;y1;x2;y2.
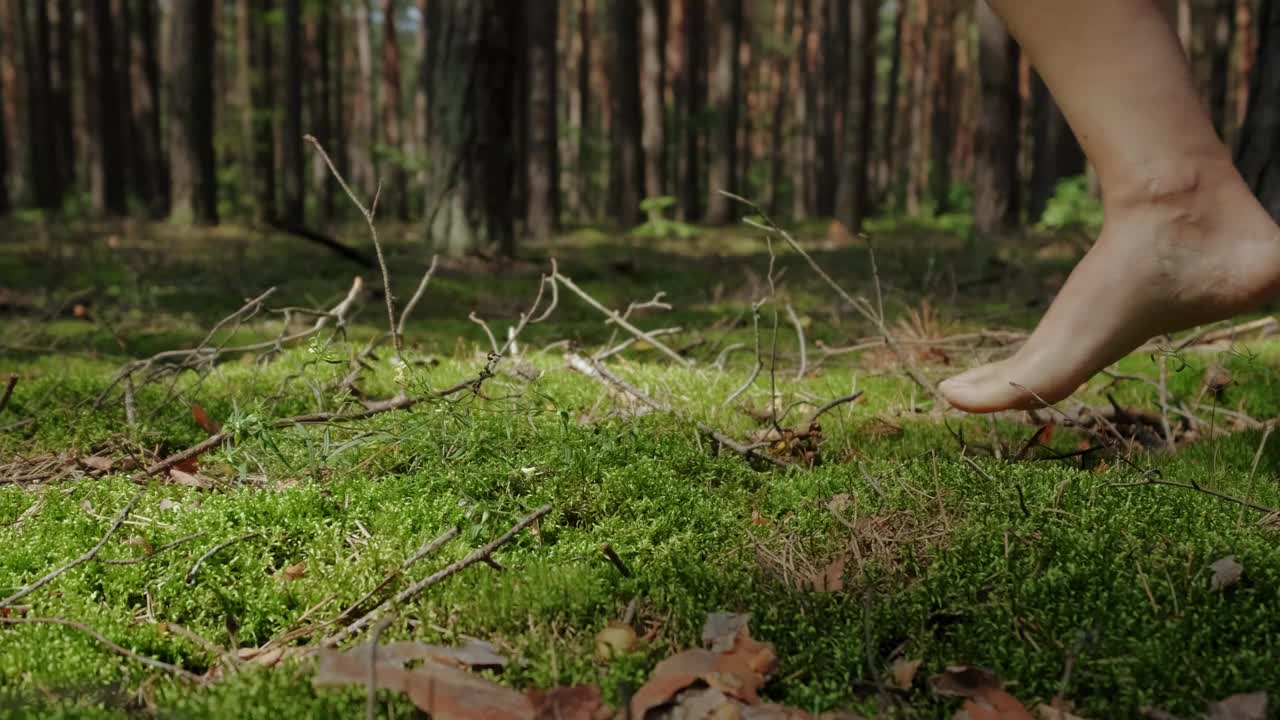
629;196;698;240
1039;175;1103;231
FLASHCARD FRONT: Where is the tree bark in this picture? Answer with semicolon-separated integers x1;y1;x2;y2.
566;0;591;219
0;0;21;205
814;0;846;216
423;0;520;256
281;0;304;224
834;0;877;231
239;0;275;221
791;0;815;218
128;0;166;215
1028;73;1085;221
705;0;742;223
928;1;956;215
0;22;7;215
610;0;643;226
51;0;73;195
766;0;794;215
1238;0;1280;219
526;0;558;240
381;0;408;219
88;0;125;215
640;0;665;203
167;0;218;224
351;0;377;195
973;0;1019;231
680;0;704;220
879;0;904;205
307;3;335;219
1209;0;1237;138
21;0;61;209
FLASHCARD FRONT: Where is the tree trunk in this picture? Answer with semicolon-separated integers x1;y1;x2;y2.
1209;0;1237;138
973;0;1019;231
526;0;559;240
381;0;408;219
87;0;125;214
814;0;846;216
51;0;73;195
280;0;304;224
1028;73;1085;221
610;0;643;226
904;0;928;215
351;0;377;195
167;0;218;224
307;3;335;219
680;0;704;220
129;0;166;215
0;25;7;215
791;0;816;218
21;0;61;209
928;1;956;215
640;0;665;204
0;0;21;205
766;0;794;215
1238;0;1280;219
879;0;904;206
566;0;591;219
423;0;520;256
705;0;742;223
239;0;275;221
834;0;876;231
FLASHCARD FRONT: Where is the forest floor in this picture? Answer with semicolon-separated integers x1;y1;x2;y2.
1;215;1279;719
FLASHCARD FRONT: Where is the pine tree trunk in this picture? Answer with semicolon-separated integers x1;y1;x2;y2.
51;0;74;195
307;4;335;219
1238;0;1280;219
352;0;377;195
791;0;814;219
526;0;559;240
611;0;643;226
879;0;904;206
130;0;166;215
814;0;846;216
680;0;704;220
766;0;794;215
928;1;956;215
834;0;876;231
973;0;1019;231
240;0;275;221
88;0;125;214
0;29;7;215
1210;0;1237;138
167;0;219;224
0;1;21;205
566;0;591;219
640;0;665;204
381;0;408;219
21;0;61;209
423;0;520;256
705;0;741;223
281;0;304;224
1028;73;1085;221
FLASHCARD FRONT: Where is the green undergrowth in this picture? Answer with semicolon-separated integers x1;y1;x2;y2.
4;221;1280;718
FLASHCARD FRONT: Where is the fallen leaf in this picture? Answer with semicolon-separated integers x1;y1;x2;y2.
803;556;845;593
314;648;532;720
826;494;852;514
191;403;223;434
890;658;923;690
702;612;751;653
594;622;637;662
124;535;154;556
526;685;612;720
1210;556;1244;591
280;562;307;581
630;622;777;718
929;666;1003;698
169;468;213;489
79;455;115;472
237;646;287;667
751;509;772;526
957;688;1035;720
342;639;507;669
158;498;182;512
1207;692;1268;720
1034;704;1088;720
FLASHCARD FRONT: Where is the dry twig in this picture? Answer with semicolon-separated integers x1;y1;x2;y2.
186;532;264;586
0;617;202;681
0;374;17;414
552;268;692;367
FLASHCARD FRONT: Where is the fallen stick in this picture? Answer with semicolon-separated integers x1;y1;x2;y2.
1;491;143;607
323;505;552;647
0;617;202;682
566;352;786;468
0;374;17;414
186;531;264;586
552;270;692;367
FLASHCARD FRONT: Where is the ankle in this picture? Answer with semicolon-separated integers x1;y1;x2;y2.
1101;149;1234;216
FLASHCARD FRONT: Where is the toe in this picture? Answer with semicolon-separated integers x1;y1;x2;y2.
940;363;1035;414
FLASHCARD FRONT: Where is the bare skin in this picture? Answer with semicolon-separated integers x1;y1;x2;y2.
939;0;1280;413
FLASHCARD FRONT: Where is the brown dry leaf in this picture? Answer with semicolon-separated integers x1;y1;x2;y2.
191;403;223;434
237;646;288;667
314;648;533;720
802;556;845;593
702;613;752;653
124;535;154;557
169;468;213;489
1034;704;1089;720
1207;692;1268;720
594;622;638;662
526;685;612;720
630;623;777;719
280;562;307;581
929;666;1003;698
79;455;115;473
890;658;923;690
1210;556;1244;591
751;510;772;527
342;639;507;670
825;494;852;514
956;688;1035;720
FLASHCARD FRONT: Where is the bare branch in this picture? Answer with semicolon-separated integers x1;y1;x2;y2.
552;270;692;367
396;256;439;339
0;374;17;414
1;491;143;607
785;305;807;380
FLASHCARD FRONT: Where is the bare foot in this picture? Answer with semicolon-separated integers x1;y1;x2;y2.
940;171;1280;413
